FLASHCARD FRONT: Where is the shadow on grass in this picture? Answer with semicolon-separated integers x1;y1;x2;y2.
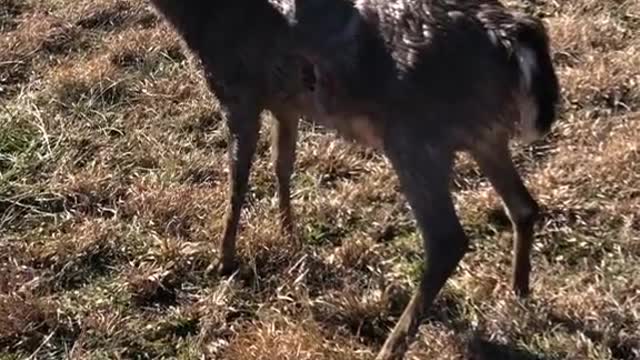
546;312;639;360
465;337;558;360
425;293;561;360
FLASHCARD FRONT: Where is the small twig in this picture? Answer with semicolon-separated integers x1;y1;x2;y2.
0;60;26;66
28;102;54;159
26;328;57;360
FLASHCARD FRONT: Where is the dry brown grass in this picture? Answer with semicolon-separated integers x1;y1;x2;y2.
1;0;639;359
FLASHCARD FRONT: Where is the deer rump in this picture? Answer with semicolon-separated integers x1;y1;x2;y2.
295;0;560;148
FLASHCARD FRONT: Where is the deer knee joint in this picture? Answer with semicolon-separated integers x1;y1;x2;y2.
508;198;539;229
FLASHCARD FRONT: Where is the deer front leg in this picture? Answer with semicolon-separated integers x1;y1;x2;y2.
218;104;262;276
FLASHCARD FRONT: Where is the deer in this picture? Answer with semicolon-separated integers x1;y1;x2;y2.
148;0;560;359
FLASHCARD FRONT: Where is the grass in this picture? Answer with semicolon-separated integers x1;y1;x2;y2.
1;0;639;358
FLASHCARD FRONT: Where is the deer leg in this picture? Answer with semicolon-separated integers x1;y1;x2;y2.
376;145;468;360
271;111;299;237
218;106;261;276
472;142;539;297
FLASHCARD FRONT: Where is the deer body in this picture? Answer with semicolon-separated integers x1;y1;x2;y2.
295;0;558;148
149;0;559;358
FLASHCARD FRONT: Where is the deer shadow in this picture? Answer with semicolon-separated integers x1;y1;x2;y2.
464;337;558;360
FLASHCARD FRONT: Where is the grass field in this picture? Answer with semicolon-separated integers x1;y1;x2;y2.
1;0;639;358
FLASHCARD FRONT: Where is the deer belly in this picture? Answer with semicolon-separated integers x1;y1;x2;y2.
315;113;383;150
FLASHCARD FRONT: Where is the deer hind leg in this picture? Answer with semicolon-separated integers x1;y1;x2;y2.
218;104;262;276
471;140;540;297
271;109;299;237
376;142;469;360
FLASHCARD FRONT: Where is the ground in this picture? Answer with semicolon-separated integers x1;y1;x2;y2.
0;0;639;359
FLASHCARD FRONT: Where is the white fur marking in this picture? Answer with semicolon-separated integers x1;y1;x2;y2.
516;45;537;90
516;45;542;143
